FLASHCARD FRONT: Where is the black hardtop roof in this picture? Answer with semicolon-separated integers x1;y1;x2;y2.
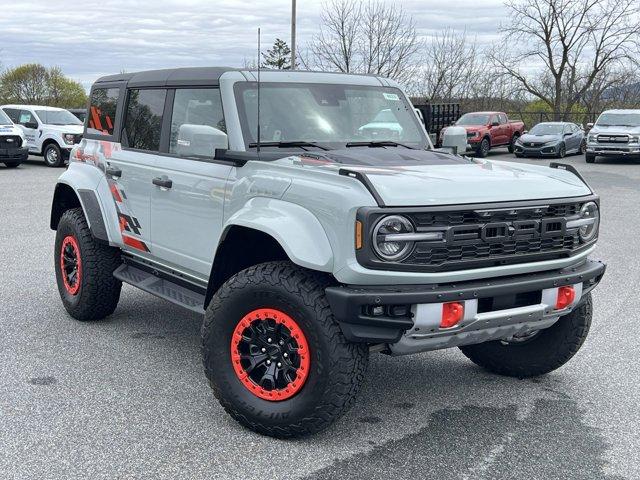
94;67;241;88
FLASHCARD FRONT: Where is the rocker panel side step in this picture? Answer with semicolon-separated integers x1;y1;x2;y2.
113;264;205;314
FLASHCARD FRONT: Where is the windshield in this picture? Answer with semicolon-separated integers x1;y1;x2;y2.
456;113;490;126
529;123;564;135
35;109;82;126
596;112;640;127
0;109;12;125
234;82;426;148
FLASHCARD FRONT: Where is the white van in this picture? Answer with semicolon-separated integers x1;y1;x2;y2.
1;105;83;167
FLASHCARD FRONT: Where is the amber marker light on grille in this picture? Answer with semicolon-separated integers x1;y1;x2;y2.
355;221;363;250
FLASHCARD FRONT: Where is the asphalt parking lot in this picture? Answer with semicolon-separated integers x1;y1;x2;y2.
1;149;639;480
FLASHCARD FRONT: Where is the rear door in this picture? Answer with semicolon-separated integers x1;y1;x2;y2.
149;87;232;278
94;87;166;257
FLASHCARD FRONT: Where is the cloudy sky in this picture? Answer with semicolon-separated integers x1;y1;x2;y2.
0;0;505;89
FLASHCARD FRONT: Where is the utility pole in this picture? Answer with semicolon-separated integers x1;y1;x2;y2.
290;0;297;70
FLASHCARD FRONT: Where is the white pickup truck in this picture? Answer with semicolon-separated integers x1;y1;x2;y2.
1;105;83;167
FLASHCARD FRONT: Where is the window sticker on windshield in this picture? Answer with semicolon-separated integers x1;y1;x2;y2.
383;92;400;101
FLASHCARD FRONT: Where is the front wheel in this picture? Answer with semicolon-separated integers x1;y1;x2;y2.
460;294;592;378
508;135;519;153
44;143;64;167
556;143;566;158
202;261;369;438
475;138;490;158
586;153;596;163
55;208;122;320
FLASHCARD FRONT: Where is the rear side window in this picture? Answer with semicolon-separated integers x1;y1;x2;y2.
124;89;166;151
169;88;226;157
88;87;119;136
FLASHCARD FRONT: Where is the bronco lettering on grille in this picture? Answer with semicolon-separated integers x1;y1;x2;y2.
445;218;566;245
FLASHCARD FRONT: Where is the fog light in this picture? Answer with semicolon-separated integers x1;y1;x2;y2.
441;302;464;328
555;286;575;310
371;305;385;316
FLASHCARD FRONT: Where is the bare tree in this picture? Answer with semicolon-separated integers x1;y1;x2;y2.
492;0;640;119
310;1;420;83
414;29;481;101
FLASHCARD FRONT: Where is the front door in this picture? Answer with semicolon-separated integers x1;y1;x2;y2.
18;109;40;152
149;87;232;278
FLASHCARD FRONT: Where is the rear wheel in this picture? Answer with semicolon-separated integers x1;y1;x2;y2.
44;143;64;167
202;261;368;438
586;153;596;163
460;295;592;378
54;208;122;321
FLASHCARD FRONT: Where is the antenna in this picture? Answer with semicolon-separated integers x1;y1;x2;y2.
257;27;261;155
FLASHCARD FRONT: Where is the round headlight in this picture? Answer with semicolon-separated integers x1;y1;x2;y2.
578;202;599;242
372;215;414;261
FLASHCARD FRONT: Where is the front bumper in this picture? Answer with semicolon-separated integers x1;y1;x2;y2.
514;144;558;156
587;144;640;157
325;259;605;345
0;146;29;163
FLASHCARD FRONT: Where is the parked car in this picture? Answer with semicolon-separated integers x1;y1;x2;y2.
513;122;585;158
440;111;525;157
0;108;28;168
585;109;640;163
68;108;87;123
50;67;605;438
1;105;83;167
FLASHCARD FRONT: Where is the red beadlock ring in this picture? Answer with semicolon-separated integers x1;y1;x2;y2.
60;235;82;295
231;308;310;401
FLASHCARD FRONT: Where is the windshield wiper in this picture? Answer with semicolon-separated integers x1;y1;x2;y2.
248;141;329;151
345;140;415;149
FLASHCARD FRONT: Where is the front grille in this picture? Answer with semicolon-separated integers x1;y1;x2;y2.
524;142;545;147
399;202;585;270
0;135;22;148
466;132;476;138
597;134;628;144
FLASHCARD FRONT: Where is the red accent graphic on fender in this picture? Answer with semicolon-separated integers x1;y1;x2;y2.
110;184;123;203
122;235;150;252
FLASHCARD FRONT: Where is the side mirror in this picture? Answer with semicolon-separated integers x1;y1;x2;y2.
564;132;572;137
586;123;594;129
24;121;38;129
491;121;500;127
176;124;228;157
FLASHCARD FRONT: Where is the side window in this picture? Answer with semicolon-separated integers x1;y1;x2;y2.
564;125;572;135
169;88;227;157
19;110;37;126
3;108;20;123
499;114;508;124
490;115;499;125
124;89;166;151
88;87;119;136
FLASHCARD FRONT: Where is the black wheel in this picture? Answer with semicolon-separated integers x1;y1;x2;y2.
202;261;369;438
508;135;519;153
578;139;586;155
3;162;20;168
586;153;596;163
54;208;122;321
515;153;524;158
556;143;566;158
44;143;64;167
460;294;592;378
475;138;490;158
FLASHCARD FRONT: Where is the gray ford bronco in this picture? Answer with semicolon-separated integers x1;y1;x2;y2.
51;67;605;438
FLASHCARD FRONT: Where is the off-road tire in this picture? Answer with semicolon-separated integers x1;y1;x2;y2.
201;261;369;438
460;294;592;378
475;138;490;158
586;153;596;163
3;162;20;168
54;208;122;321
44;143;64;167
508;134;519;153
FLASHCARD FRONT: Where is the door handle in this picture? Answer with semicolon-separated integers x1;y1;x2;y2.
152;176;173;189
106;165;122;178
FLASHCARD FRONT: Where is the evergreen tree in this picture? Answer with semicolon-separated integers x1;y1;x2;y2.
261;39;294;70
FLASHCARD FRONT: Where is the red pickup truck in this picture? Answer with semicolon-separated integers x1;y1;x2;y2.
442;111;525;158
